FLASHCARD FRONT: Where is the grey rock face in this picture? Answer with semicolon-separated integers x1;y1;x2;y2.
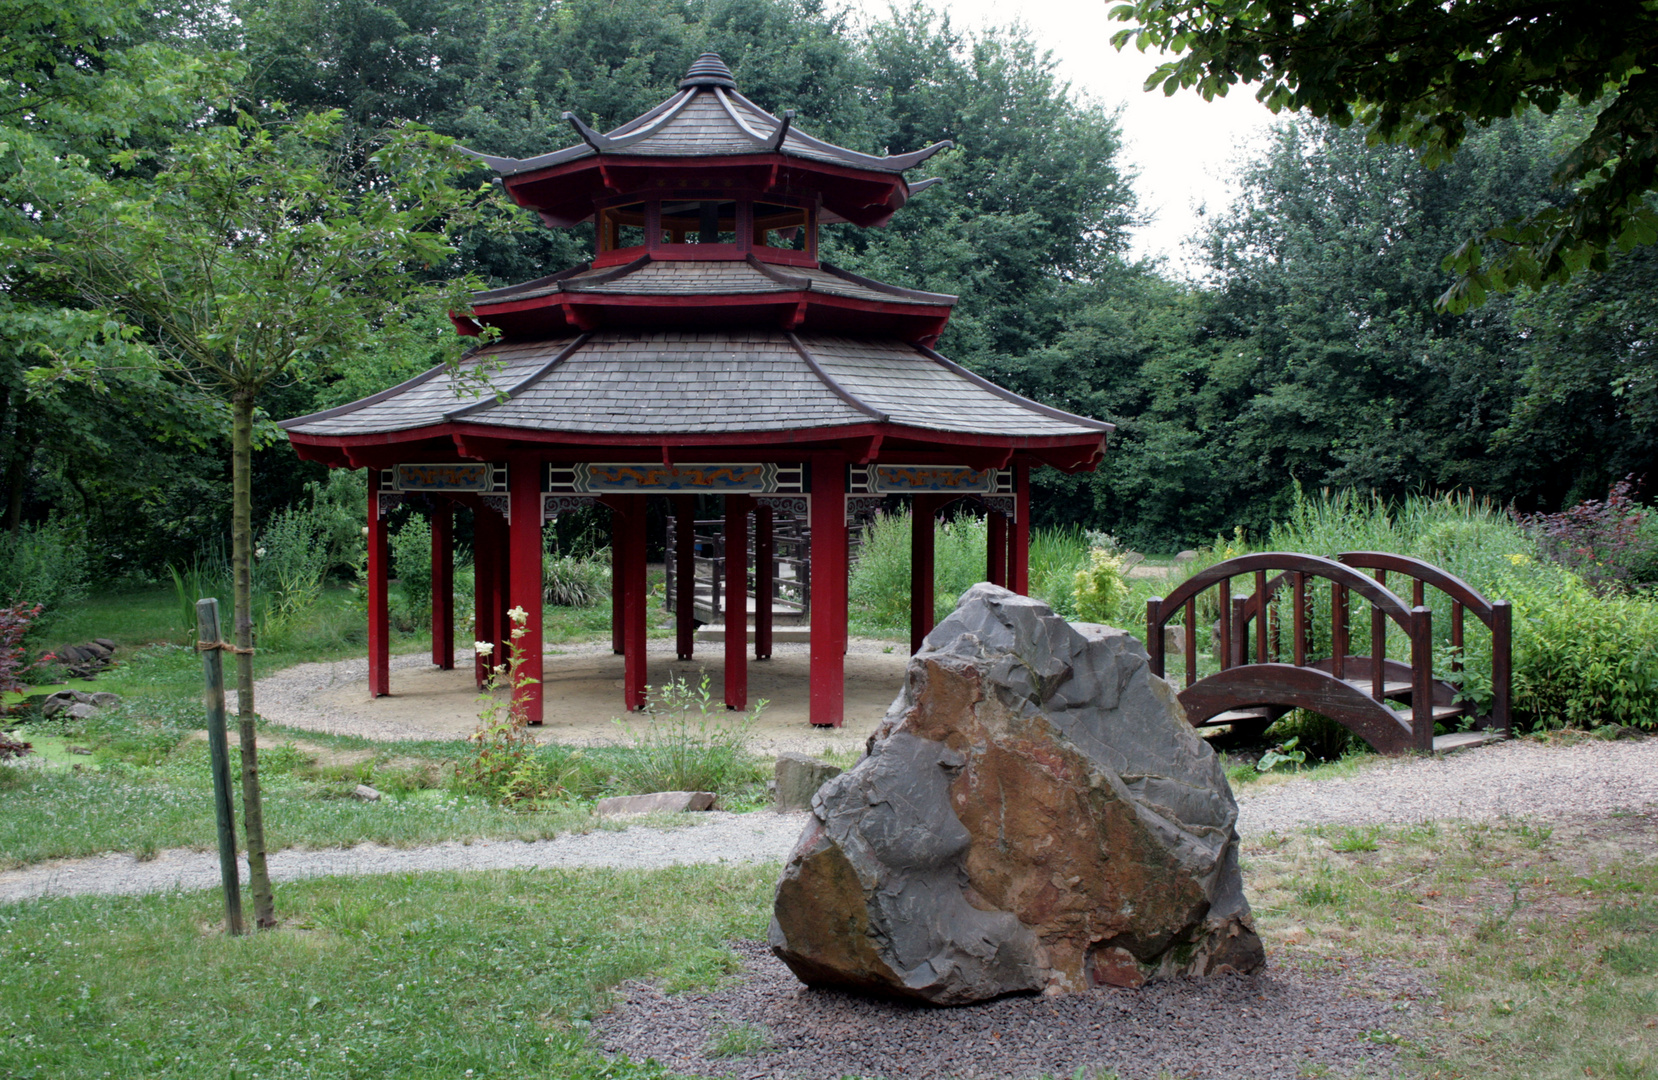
770;584;1263;1005
773;753;842;812
352;784;382;802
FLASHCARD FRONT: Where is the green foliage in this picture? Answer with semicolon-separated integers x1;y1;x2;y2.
543;552;610;609
847;509;992;633
1072;549;1130;625
1109;0;1658;306
609;675;765;797
1256;736;1306;774
0;519;91;619
257;504;333;627
390;514;432;615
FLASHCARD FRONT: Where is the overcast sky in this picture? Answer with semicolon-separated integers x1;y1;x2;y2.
845;0;1282;272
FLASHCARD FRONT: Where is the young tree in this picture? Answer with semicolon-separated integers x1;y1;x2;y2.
1108;0;1658;308
35;108;493;926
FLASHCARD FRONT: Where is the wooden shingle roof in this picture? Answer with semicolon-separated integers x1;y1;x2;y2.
280;332;1111;441
460;53;950;181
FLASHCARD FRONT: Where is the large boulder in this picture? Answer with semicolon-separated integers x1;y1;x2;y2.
769;584;1263;1005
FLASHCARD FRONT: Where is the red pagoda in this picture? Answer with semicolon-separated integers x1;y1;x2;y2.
281;54;1112;728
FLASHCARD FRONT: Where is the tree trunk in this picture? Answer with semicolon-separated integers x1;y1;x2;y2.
231;392;275;928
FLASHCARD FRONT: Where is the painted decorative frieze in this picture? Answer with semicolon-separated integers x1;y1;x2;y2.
848;464;1013;495
546;462;805;494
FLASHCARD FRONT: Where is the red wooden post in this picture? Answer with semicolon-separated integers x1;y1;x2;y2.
724;494;752;709
366;479;390;697
610;508;625;655
910;494;938;654
1332;582;1348;680
674;495;696;661
1010;460;1031;595
508;461;544;725
809;453;847;727
431;503;454;670
755;502;774;661
622;496;648;712
496;531;511;668
1183;597;1198;687
987;510;1008;587
1291;571;1307;667
473;508;499;687
1217;578;1232;669
1371;569;1387;701
1253;569;1268;664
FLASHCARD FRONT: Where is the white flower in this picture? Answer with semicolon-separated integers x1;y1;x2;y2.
254;547;267;559
473;641;493;656
507;605;528;623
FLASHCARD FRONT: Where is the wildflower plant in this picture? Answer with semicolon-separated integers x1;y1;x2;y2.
454;607;548;803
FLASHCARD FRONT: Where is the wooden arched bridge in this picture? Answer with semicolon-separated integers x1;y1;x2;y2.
1146;552;1512;754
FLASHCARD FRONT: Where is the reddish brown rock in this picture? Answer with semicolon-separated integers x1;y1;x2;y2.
769;584;1263;1004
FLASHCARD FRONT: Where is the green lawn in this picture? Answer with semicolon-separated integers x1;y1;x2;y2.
4;817;1657;1078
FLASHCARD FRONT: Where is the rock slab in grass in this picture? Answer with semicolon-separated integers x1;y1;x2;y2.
769;583;1264;1005
596;791;717;817
774;753;842;812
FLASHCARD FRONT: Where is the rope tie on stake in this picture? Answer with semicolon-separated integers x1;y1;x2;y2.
196;640;256;656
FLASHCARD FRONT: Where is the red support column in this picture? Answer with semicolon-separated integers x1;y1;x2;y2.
366;479;390;697
473;509;499;686
987;510;1008;588
622;496;648;711
1010;460;1031;595
723;495;752;710
496;532;511;665
674;495;696;661
754;503;774;661
809;455;848;727
508;461;544;725
610;508;625;655
431;503;454;670
910;495;938;654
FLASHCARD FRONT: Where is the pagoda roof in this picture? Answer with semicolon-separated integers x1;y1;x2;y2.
456;257;955;343
281;331;1111;468
462;53;949;180
460;54;949;228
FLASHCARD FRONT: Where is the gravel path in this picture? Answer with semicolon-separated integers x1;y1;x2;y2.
0;810;807;904
1234;735;1658;836
594;940;1429;1080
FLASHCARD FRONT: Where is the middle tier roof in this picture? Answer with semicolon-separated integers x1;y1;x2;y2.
457;255;956;344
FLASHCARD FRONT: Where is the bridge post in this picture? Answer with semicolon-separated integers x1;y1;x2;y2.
1410;605;1434;752
1145;597;1164;679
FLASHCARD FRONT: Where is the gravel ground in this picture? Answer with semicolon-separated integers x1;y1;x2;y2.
0;810;807;904
594;940;1429;1080
8;738;1658;906
1234;735;1658;836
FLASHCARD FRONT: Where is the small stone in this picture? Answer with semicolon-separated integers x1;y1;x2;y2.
68;746;92;756
1162;625;1185;655
93;638;116;650
81;642;112;661
352;784;382;802
70;690;95;705
595;791;717;817
66;703;96;720
89;692;121;709
1175;550;1199;562
774;753;842;812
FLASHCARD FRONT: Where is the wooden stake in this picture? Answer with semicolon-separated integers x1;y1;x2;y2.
195;598;244;937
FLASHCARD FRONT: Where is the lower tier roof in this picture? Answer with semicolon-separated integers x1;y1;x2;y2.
281;331;1111;465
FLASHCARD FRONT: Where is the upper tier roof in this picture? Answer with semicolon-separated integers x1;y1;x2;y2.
460;53;949;228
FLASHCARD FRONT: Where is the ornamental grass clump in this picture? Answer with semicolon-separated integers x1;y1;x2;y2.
609;674;765;795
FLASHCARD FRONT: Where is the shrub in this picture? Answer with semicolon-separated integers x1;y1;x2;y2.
544;552;609;608
0;602;43;696
389;514;432;615
1516;477;1653;592
0;518;90;619
1029;525;1090;618
1072;549;1130;624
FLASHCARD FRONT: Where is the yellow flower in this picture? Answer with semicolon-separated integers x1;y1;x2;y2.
1506;553;1531;566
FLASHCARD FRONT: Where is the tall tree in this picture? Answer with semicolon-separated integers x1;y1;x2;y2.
36;108;493;926
1108;0;1658;308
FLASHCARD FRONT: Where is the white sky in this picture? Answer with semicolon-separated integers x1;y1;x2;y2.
846;0;1282;272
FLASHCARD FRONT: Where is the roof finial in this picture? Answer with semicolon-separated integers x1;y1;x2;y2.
680;52;737;90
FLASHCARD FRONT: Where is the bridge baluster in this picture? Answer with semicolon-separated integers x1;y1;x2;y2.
1254;570;1268;664
1451;600;1464;674
1332;582;1348;680
1371;569;1386;701
1184;598;1197;687
1146;596;1165;679
1292;571;1307;667
1216;579;1231;670
1411;606;1434;751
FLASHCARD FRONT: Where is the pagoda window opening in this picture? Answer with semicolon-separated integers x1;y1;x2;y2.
662;200;738;245
755;203;810;251
596;204;650;254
